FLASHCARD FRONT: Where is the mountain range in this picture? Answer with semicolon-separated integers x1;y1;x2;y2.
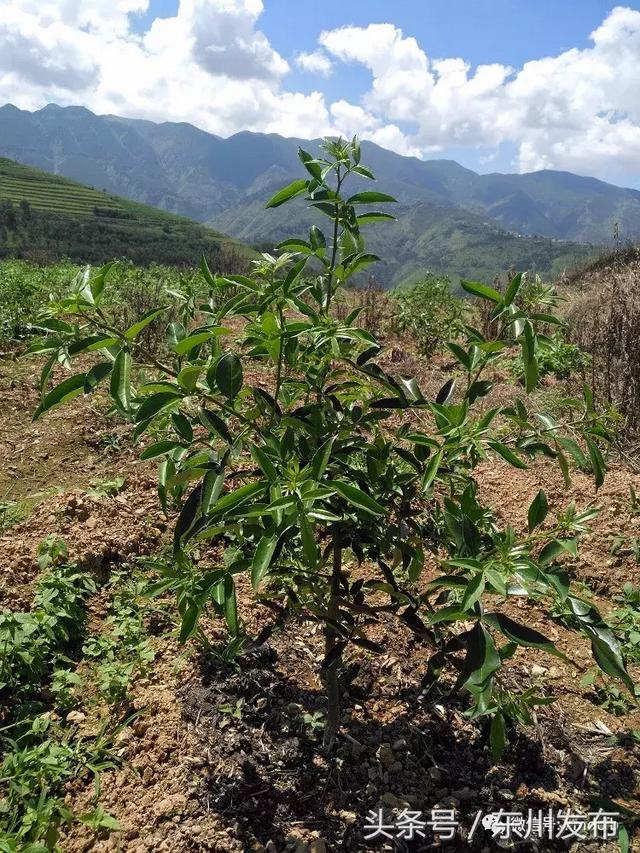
3;103;640;284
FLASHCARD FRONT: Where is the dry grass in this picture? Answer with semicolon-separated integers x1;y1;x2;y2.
565;246;640;431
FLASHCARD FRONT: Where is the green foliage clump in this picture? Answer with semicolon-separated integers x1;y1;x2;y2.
512;332;591;381
28;137;634;760
0;261;76;342
390;274;464;356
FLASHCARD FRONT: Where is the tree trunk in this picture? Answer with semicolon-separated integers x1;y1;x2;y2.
323;541;342;750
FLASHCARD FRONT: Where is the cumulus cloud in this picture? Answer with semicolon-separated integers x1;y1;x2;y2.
0;0;330;138
295;50;333;77
2;1;640;181
319;8;640;180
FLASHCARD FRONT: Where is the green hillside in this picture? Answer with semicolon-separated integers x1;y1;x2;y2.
211;192;596;286
0;157;252;268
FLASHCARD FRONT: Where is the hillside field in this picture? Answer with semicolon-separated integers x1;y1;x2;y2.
0;157;252;269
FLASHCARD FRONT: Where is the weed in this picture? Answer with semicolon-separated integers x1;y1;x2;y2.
85;476;126;499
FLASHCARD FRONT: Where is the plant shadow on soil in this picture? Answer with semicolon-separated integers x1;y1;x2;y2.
177;644;635;851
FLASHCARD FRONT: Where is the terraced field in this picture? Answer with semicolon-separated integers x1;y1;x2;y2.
0;158;124;216
0;157;254;267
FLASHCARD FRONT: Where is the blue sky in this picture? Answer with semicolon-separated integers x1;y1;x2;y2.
3;1;640;185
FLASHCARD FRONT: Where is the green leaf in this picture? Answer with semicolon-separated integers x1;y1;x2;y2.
618;825;630;853
177;365;201;392
110;349;131;415
502;272;522;308
490;712;506;762
33;373;87;420
172;412;193;442
345;253;380;277
199;408;232;443
346;191;397;204
276;238;313;254
461;573;485;612
435;378;456;404
84;261;116;305
463;622;501;690
135;392;180;423
586;436;606;489
590;627;635;693
216;353;243;400
332;481;386;516
467;380;493;404
488;441;527;469
422;448;443;490
461;280;502;303
179;603;200;644
521;320;539;392
527;490;549;532
124;307;166;340
140;440;183;460
309;225;326;250
311;438;334;480
173;483;203;552
251;445;278;481
222;574;239;635
356;212;396;225
251;533;278;588
299;511;318;569
298;148;323;181
210;481;265;516
68;335;118;355
485;612;560;656
538;538;576;566
84;361;112;393
266;179;308;208
174;329;228;355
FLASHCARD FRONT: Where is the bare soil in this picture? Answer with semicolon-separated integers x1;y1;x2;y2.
1;349;639;852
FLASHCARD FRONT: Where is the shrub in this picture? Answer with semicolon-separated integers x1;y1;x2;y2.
28;137;633;756
390;273;463;356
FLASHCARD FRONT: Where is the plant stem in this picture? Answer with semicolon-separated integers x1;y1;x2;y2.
323;540;342;750
325;168;343;314
273;305;285;421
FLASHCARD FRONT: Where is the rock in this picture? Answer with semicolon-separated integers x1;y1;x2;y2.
284;702;302;716
428;766;443;783
392;737;407;751
376;742;394;767
531;664;547;677
339;811;357;825
66;710;86;724
380;792;410;810
154;794;187;818
308;840;327;853
85;516;98;530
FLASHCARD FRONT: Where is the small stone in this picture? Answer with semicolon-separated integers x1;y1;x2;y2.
428;766;443;783
339;811;357;825
154;794;187;818
66;710;86;724
531;664;547;677
380;792;410;810
85;516;98;530
376;743;394;767
392;738;407;751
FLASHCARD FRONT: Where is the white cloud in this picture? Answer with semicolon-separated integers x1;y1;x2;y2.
0;0;330;139
295;50;333;77
2;1;640;181
320;7;640;181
